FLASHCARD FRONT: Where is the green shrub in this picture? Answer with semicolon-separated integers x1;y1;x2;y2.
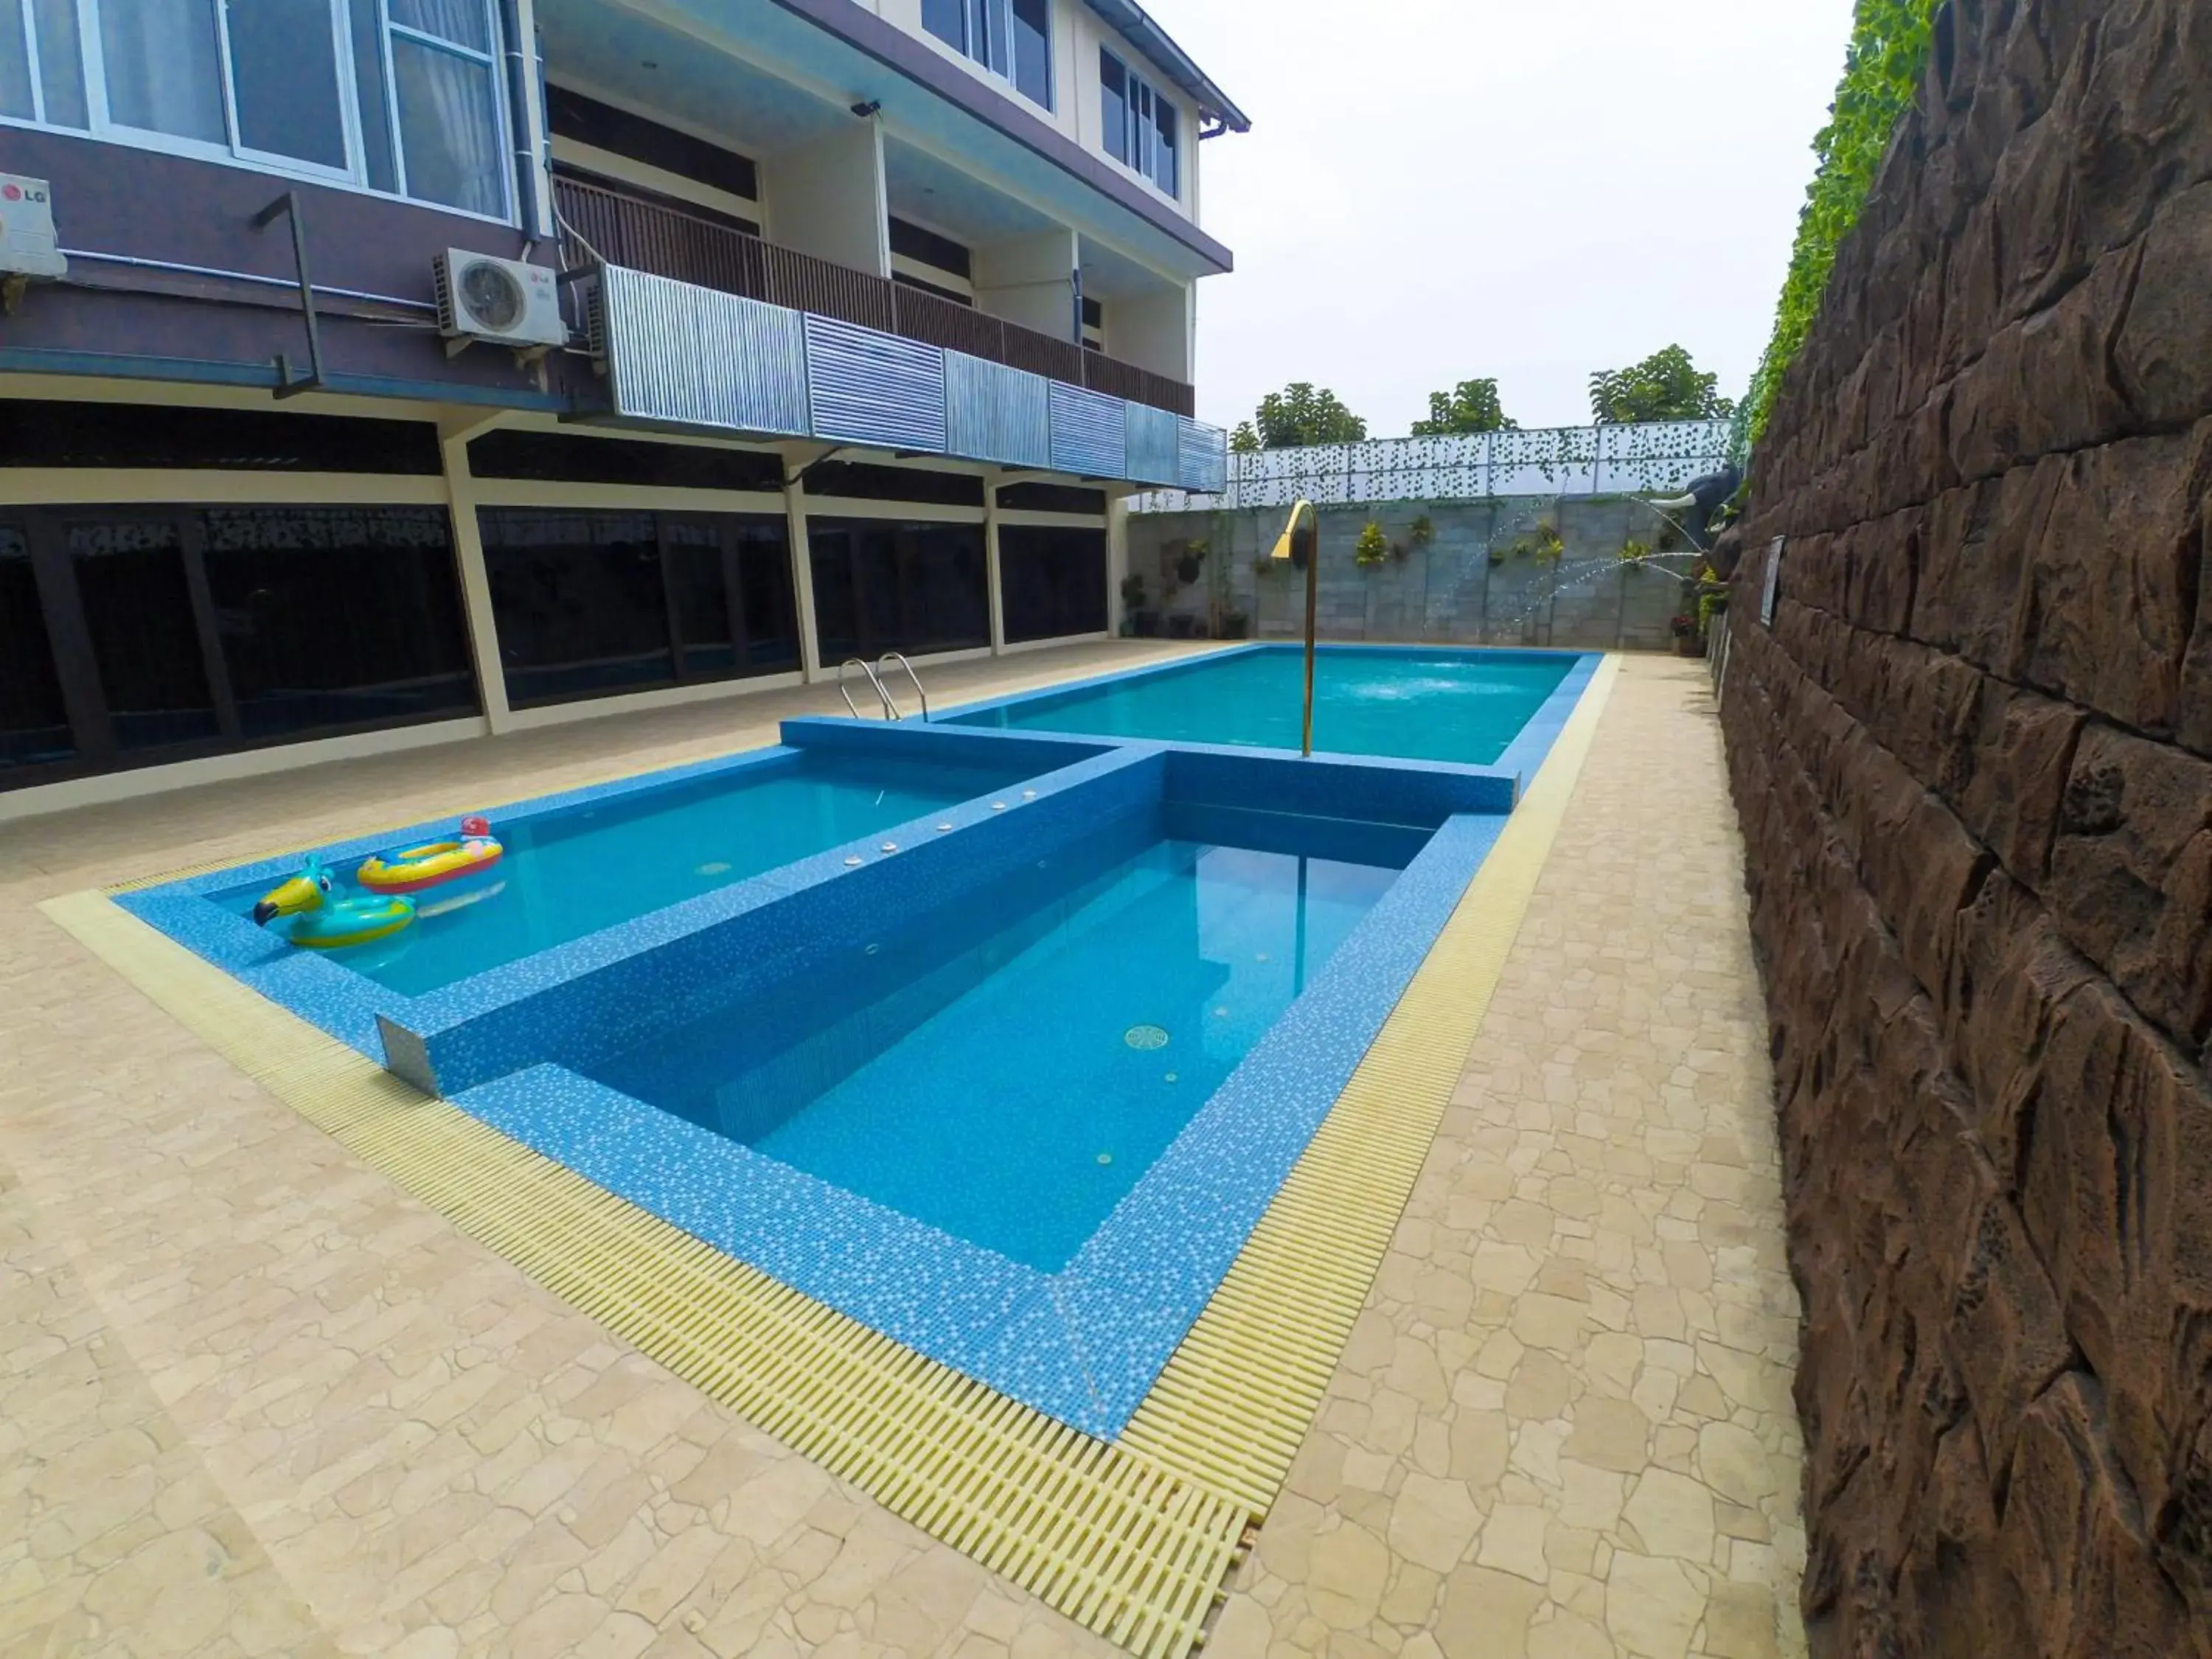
1739;0;1939;456
1354;521;1391;567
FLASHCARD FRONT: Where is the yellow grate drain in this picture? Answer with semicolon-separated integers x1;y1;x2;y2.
48;652;1617;1655
1121;655;1619;1512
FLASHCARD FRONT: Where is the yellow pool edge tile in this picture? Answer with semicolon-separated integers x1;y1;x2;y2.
1119;654;1622;1514
36;889;1246;1659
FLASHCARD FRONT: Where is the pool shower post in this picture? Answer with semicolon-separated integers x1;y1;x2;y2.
1269;499;1321;757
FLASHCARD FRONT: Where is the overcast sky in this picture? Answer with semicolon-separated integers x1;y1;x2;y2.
1164;0;1859;434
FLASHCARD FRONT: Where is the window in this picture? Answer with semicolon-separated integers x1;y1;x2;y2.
0;503;480;789
0;529;74;773
998;525;1105;642
807;518;989;662
201;507;475;739
1099;47;1176;197
920;0;1051;111
479;508;796;709
0;0;512;220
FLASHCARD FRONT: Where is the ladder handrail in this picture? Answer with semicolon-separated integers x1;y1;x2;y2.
877;652;930;723
835;657;901;720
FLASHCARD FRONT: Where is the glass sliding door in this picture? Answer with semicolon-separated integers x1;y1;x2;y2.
479;507;799;710
998;525;1107;643
807;518;990;664
65;518;223;751
0;528;74;773
1;502;484;793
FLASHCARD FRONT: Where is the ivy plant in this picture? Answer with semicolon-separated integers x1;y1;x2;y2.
1739;0;1939;452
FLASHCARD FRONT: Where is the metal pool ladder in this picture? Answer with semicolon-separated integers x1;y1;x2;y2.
835;653;932;722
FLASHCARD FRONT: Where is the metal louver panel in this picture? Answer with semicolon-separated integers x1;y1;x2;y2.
596;264;810;437
1050;383;1126;479
1124;403;1180;485
944;353;1052;469
804;315;947;451
1177;418;1228;493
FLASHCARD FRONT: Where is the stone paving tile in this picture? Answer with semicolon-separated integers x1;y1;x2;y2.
0;647;1804;1658
1206;658;1807;1659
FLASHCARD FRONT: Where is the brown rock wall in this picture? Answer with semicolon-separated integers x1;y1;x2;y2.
1719;0;2212;1650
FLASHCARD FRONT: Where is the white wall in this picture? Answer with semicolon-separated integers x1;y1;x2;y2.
762;119;891;276
973;227;1079;338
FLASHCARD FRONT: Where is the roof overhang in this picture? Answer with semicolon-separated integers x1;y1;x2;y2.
1079;0;1249;132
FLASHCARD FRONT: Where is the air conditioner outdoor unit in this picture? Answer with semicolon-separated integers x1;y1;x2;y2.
434;248;563;352
0;175;66;279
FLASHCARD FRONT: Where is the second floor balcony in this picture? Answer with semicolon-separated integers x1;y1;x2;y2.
554;175;1194;420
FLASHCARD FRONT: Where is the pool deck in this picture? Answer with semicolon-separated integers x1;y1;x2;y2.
0;645;1804;1658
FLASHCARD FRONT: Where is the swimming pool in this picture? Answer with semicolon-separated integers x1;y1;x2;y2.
950;644;1580;768
207;750;1044;995
587;815;1401;1271
119;647;1601;1435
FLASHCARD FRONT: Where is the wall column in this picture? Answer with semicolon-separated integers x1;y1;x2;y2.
984;468;1007;654
973;228;1079;340
438;417;513;734
762;118;890;276
785;473;823;681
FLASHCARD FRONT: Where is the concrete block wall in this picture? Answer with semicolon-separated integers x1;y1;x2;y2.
1717;0;2212;1652
1127;496;1698;651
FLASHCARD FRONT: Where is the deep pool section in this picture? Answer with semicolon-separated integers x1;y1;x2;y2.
951;647;1576;765
212;750;1040;995
586;820;1399;1270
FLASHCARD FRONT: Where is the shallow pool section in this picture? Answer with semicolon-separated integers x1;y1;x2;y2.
951;644;1581;767
209;750;1043;996
588;821;1399;1271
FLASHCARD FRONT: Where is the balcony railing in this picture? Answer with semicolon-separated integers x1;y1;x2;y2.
555;175;1194;418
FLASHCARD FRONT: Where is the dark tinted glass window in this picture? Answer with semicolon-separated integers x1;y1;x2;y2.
807;518;990;662
998;482;1107;515
999;526;1106;642
228;0;347;167
201;507;476;740
0;402;441;473
1010;0;1049;107
734;519;801;672
1080;297;1103;329
66;519;220;751
888;215;972;279
470;429;785;493
664;518;735;678
0;528;74;772
1153;96;1178;195
802;461;984;507
480;509;674;706
544;84;757;199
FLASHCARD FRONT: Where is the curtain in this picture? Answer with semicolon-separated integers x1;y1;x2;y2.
32;0;86;127
389;1;504;217
98;0;225;142
0;4;32;119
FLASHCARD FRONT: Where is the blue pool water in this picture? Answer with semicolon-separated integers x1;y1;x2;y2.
215;751;1040;996
952;647;1575;765
585;817;1400;1270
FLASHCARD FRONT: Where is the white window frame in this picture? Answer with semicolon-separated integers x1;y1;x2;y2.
0;0;515;225
922;0;1052;114
1099;47;1176;201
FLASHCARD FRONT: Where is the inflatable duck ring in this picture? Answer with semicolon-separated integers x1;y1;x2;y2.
254;855;415;950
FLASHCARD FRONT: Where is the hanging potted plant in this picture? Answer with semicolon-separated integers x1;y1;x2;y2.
1174;537;1208;586
1670;612;1705;658
1404;514;1435;563
1354;521;1391;568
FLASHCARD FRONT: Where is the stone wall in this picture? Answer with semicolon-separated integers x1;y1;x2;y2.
1127;498;1695;650
1717;1;2212;1653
